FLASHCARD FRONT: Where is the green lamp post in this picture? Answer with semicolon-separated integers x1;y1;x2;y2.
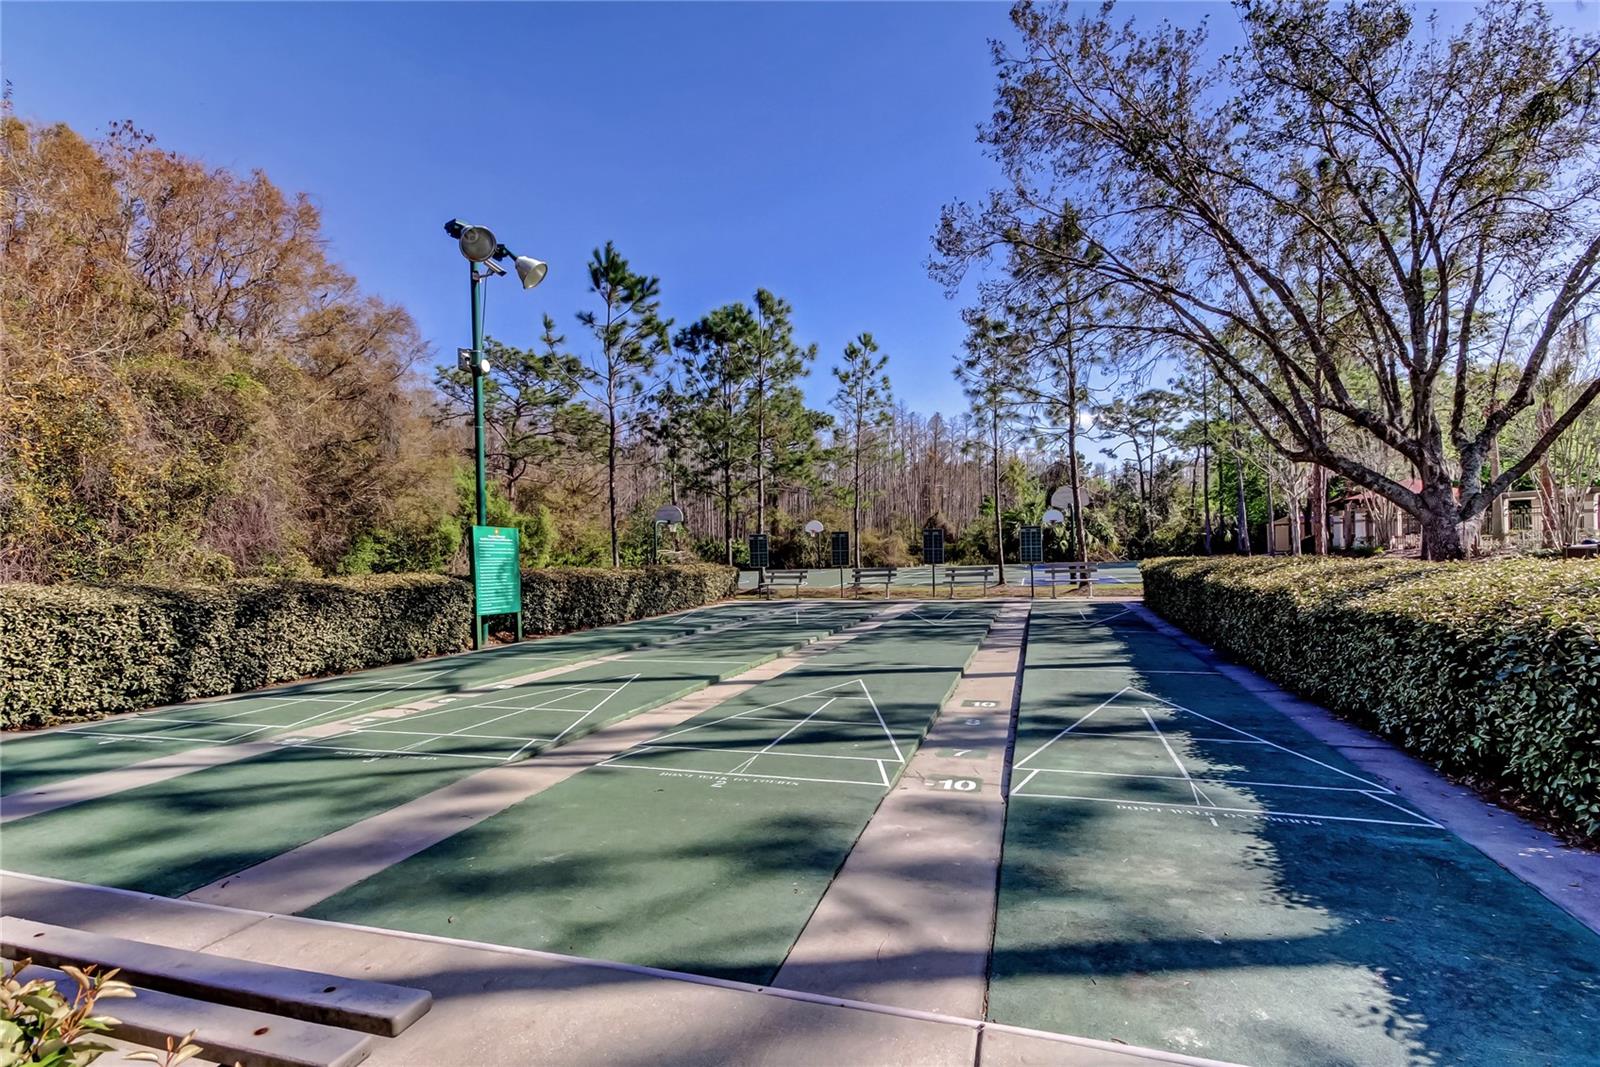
444;219;548;647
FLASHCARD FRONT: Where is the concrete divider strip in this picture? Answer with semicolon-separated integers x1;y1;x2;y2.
771;600;1030;1015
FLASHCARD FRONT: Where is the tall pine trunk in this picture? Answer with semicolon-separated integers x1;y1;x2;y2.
992;412;1005;584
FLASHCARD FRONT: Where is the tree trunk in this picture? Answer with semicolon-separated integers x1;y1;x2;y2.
1288;484;1303;555
1264;469;1275;556
723;461;734;566
1064;315;1088;564
1233;448;1250;556
1201;374;1213;555
1310;465;1328;554
607;410;620;567
992;412;1005;585
756;377;766;538
852;408;863;569
1417;478;1468;560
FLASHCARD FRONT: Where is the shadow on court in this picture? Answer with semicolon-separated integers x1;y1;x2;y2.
991;610;1600;1067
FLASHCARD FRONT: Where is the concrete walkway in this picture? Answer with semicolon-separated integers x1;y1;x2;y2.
772;601;1028;1015
1;872;1239;1067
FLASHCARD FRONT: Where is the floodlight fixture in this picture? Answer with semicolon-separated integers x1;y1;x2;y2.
513;255;548;290
458;225;499;263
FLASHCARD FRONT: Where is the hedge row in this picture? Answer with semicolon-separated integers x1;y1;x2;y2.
516;564;738;634
1141;556;1600;841
0;564;737;730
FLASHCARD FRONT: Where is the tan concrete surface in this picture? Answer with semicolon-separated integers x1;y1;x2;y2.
771;601;1029;1015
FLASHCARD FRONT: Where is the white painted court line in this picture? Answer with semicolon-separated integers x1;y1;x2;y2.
540;672;641;751
1007;789;1443;829
1141;705;1217;811
645;679;865;746
1361;790;1447;828
1028;767;1391;793
594;760;885;789
729;698;837;775
1049;733;1269;746
856;680;906;764
1134;688;1395;793
1013;687;1131;768
635;743;895;764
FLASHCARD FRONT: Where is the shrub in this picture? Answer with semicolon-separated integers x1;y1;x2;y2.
515;564;737;634
1142;556;1600;841
0;564;736;729
1;957;136;1065
0;575;472;730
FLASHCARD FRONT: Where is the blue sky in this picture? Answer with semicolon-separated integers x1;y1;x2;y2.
5;1;1591;419
4;0;1038;415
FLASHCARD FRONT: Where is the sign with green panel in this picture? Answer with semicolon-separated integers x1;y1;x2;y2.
472;525;522;616
922;527;946;565
1020;525;1043;564
748;533;770;569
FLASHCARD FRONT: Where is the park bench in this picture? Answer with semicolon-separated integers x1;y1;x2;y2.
851;566;897;597
1034;561;1099;597
943;565;996;597
756;568;809;598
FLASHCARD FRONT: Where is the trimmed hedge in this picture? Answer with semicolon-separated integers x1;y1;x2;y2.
1142;556;1600;841
516;564;738;634
0;564;737;730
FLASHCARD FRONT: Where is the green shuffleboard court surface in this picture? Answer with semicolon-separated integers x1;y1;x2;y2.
302;602;1000;982
0;602;885;897
989;601;1600;1067
0;601;801;798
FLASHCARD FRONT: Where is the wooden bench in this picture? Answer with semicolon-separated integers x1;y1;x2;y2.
943;565;996;597
850;566;897;597
1034;561;1099;597
756;568;809;598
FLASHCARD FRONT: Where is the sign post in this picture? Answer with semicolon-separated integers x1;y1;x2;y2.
1020;524;1043;600
471;525;522;648
922;527;945;595
1041;508;1065;598
803;519;825;569
830;531;850;595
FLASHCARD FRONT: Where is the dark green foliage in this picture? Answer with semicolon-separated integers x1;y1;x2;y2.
515;564;737;635
1143;556;1600;841
1;564;736;729
0;575;472;729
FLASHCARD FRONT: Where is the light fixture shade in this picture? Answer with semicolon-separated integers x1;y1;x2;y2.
458;225;498;262
514;256;548;289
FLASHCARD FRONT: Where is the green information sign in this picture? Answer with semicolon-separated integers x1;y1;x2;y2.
472;525;522;617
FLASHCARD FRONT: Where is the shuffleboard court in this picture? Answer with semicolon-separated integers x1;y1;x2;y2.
301;603;1001;982
0;603;885;898
0;601;799;798
989;602;1600;1066
734;562;1142;590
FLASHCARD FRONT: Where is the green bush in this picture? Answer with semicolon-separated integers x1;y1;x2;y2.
0;564;736;730
515;564;737;634
1142;556;1600;841
0;575;472;730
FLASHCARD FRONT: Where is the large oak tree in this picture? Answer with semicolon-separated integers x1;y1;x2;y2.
936;0;1600;558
